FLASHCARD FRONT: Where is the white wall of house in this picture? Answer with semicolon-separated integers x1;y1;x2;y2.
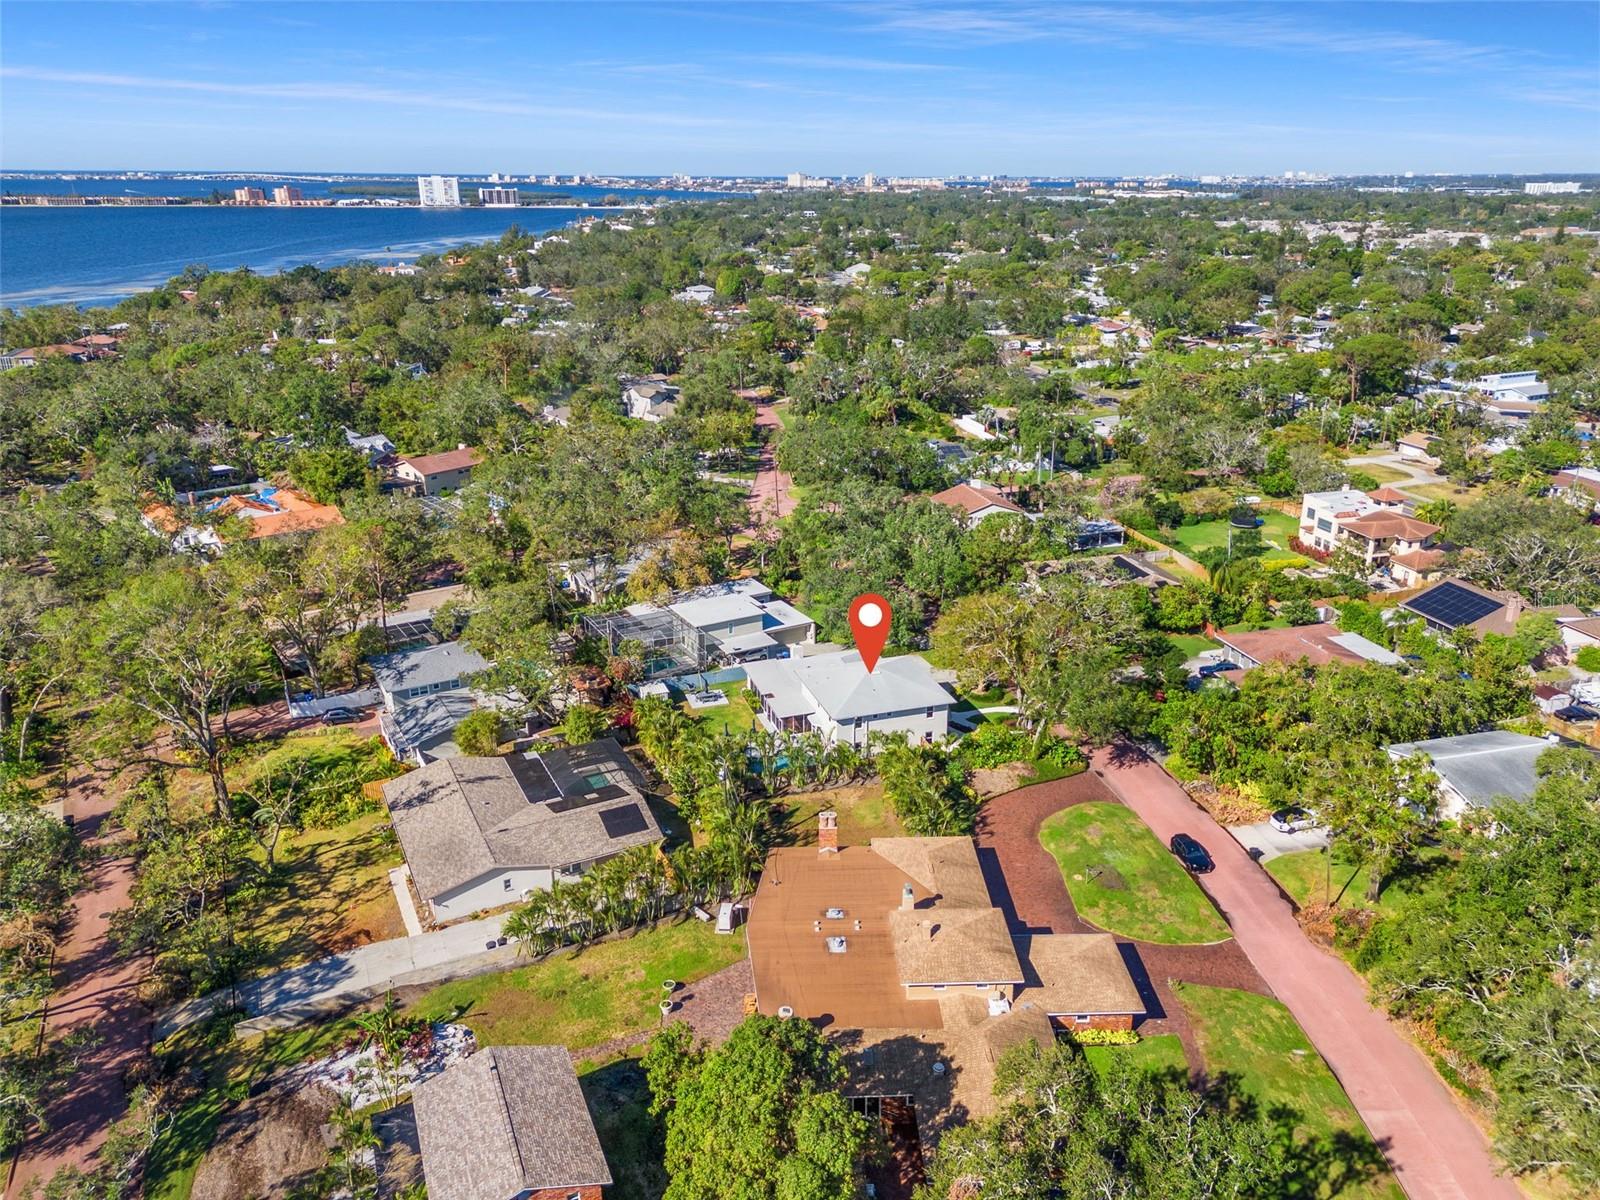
397;463;473;495
429;867;558;922
814;705;950;746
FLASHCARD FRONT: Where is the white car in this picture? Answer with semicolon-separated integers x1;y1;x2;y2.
1270;807;1318;833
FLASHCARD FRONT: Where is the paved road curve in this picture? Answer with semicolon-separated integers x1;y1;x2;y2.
1089;743;1521;1200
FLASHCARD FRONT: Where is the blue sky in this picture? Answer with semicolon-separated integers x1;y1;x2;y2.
1;1;1595;175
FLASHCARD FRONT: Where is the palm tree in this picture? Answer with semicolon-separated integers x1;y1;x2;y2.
1415;498;1456;528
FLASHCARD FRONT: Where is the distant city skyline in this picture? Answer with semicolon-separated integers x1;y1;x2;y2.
2;1;1596;175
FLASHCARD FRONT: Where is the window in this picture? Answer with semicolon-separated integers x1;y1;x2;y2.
1316;518;1332;532
925;707;934;718
503;878;513;891
1074;1014;1090;1024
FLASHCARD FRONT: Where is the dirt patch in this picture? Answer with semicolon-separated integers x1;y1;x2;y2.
1182;780;1271;826
972;764;1029;797
190;1079;338;1200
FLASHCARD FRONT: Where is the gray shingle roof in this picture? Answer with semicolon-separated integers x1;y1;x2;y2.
370;640;491;694
1386;731;1554;809
411;1045;612;1200
791;650;953;721
382;738;662;901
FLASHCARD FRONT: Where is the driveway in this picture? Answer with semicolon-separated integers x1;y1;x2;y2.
1089;742;1520;1200
744;397;796;533
1228;820;1330;863
8;766;148;1199
975;771;1266;1074
1344;450;1446;494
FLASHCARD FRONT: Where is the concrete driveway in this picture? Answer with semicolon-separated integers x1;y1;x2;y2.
1228;820;1330;863
1090;742;1521;1200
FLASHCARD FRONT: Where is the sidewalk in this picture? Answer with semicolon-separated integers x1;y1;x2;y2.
1089;742;1520;1200
155;914;517;1042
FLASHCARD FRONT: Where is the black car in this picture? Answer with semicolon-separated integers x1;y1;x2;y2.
319;707;360;725
1169;833;1215;874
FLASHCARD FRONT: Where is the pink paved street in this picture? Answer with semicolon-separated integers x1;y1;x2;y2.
1090;743;1520;1200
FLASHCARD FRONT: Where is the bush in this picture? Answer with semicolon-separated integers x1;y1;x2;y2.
1036;737;1086;771
1576;646;1600;672
561;703;610;746
453;709;502;757
1068;1028;1140;1046
952;722;1033;768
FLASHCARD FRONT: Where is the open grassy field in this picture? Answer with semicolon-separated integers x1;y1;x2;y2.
409;920;748;1050
1344;462;1410;484
1266;847;1449;916
1039;801;1231;944
1176;983;1403;1200
1167;510;1300;561
1405;481;1487;504
1082;1032;1187;1079
1166;633;1223;660
682;680;758;739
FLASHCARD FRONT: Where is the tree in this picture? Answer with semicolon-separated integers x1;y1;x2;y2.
452;708;502;756
81;565;266;819
644;1016;866;1200
561;703;609;746
289;444;371;504
875;739;978;836
1305;748;1437;902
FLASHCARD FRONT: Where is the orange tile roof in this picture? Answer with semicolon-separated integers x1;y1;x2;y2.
1366;486;1411;504
215;489;343;540
1337;511;1439;542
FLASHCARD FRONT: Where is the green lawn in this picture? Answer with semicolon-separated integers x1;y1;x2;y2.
778;783;903;846
1168;510;1299;557
1039;802;1231;944
1266;847;1448;916
1083;1033;1187;1080
1176;983;1402;1200
1344;462;1409;484
581;1057;667;1200
682;681;759;739
1166;633;1222;660
409;920;748;1050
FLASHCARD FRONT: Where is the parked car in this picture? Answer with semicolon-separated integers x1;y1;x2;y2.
1169;833;1214;873
1269;806;1318;833
319;707;360;725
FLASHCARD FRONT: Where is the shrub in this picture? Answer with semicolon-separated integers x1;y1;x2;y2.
952;721;1033;768
1069;1028;1140;1046
453;709;502;757
1575;645;1600;672
560;703;610;746
1036;737;1086;771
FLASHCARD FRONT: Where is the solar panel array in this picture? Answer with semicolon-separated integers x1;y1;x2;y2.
598;803;649;838
1405;581;1502;629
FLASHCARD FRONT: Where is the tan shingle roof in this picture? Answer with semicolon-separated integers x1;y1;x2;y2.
929;482;1024;517
411;1046;611;1200
1014;933;1145;1016
888;907;1023;987
869;837;992;908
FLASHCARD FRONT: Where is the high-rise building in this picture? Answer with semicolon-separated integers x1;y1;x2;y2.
479;187;520;208
233;186;265;203
417;175;462;207
272;186;303;205
1525;181;1581;195
862;172;877;190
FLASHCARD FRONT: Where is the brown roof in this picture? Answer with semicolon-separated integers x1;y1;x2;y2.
1366;486;1411;505
868;837;992;908
411;1046;611;1200
888;907;1023;987
1337;511;1439;542
1014;933;1145;1017
1560;616;1600;641
400;447;482;476
1553;471;1600;500
1390;548;1445;572
929;483;1024;517
1397;431;1436;449
215;489;344;540
1214;623;1383;669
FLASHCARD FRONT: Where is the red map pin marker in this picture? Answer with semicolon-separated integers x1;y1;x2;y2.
848;593;891;674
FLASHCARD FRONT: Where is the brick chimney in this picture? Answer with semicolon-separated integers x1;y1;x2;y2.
1504;595;1523;625
817;810;838;854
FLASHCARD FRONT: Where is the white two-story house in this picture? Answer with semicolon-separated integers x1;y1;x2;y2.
743;649;953;745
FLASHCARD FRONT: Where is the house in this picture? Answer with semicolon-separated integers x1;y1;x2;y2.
673;283;716;305
396;447;481;495
342;426;396;463
408;1045;612;1200
1534;683;1574;715
1470;371;1549;405
370;640;491;710
1556;614;1600;656
624;578;815;664
379;689;483;766
140;485;343;551
1549;468;1600;515
1395;431;1440;465
1386;730;1560;819
929;482;1027;528
382;738;662;921
1297;488;1441;583
743;649;953;745
1399;578;1537;639
747;820;1142;1031
620;375;681;422
1211;623;1402;672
